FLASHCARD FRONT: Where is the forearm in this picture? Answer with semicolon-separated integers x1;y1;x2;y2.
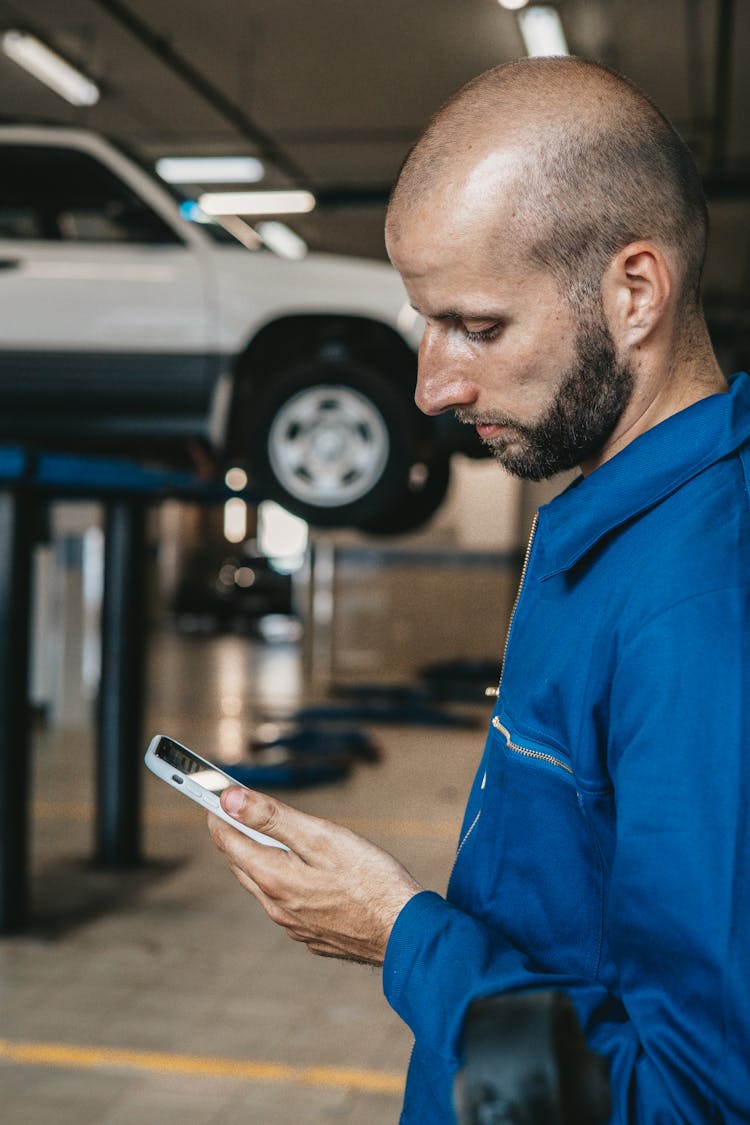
384;890;747;1125
384;890;583;1064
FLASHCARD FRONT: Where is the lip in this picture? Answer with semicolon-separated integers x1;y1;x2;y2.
475;423;509;440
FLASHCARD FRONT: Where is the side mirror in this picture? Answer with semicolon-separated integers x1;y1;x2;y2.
455;991;611;1125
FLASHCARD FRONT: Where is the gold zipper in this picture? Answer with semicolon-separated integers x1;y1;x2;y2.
492;715;573;775
486;512;539;699
457;514;542;866
449;713;572;883
454;808;482;863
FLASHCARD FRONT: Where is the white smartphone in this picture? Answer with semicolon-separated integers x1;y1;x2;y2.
145;734;289;850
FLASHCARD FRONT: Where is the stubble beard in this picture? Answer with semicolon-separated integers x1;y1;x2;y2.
456;314;635;481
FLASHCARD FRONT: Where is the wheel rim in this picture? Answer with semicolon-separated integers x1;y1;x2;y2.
267;384;391;508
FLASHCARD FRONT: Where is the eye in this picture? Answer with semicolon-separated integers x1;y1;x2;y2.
463;323;501;343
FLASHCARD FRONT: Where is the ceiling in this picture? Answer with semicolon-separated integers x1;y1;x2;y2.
0;0;748;355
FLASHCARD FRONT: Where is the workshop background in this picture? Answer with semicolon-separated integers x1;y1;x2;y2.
0;2;747;1123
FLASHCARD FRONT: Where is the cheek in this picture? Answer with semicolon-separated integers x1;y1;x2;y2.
511;319;575;383
487;336;571;417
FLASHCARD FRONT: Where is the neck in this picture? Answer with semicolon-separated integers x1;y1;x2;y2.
581;313;726;475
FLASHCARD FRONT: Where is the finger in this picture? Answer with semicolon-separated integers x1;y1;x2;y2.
211;812;311;925
207;809;261;859
221;850;296;930
219;786;334;861
306;943;373;965
225;858;267;904
284;927;311;944
207;812;270;886
207;814;267;896
208;808;282;862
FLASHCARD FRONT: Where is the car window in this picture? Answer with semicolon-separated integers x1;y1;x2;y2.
0;144;182;244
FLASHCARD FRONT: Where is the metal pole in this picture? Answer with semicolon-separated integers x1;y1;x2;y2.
96;498;147;867
0;488;34;931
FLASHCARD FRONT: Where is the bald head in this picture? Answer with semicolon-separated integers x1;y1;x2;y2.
387;57;707;312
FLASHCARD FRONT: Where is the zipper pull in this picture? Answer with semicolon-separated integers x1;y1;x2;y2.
484;685;499;698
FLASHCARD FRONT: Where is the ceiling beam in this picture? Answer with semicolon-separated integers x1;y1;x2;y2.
90;0;310;187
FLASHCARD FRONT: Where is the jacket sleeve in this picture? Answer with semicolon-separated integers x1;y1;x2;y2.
383;585;750;1123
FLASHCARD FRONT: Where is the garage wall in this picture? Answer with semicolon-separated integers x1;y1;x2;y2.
302;458;551;687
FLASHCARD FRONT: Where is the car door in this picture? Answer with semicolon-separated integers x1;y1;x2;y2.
0;140;213;443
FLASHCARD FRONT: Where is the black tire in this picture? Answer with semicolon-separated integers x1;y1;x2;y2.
246;359;420;528
362;453;451;535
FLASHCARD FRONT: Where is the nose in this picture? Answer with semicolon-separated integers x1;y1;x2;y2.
415;325;478;416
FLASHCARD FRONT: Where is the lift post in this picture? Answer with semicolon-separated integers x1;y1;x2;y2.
96;498;148;867
0;475;35;932
0;448;255;931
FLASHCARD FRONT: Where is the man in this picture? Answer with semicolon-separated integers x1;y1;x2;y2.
209;57;750;1122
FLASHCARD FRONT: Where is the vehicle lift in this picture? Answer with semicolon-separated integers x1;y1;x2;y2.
0;449;613;1119
0;447;254;934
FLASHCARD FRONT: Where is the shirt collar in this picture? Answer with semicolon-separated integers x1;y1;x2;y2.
536;371;750;579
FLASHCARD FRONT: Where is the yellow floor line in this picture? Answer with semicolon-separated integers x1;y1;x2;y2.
0;1038;404;1095
33;800;460;841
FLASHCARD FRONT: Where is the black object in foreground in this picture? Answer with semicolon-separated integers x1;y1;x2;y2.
455;991;611;1125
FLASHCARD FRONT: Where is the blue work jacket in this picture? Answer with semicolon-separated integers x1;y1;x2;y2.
384;372;750;1123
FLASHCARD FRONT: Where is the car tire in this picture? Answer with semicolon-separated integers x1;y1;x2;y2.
362;453;451;535
246;359;421;528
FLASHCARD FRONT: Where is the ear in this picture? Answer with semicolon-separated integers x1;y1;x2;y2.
601;241;672;348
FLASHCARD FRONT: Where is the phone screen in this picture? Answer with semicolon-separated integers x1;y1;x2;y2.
152;736;236;796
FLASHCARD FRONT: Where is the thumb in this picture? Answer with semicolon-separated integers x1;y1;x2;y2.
221;785;252;819
221;786;292;842
220;785;324;859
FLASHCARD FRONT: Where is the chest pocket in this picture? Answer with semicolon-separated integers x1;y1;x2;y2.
449;716;606;981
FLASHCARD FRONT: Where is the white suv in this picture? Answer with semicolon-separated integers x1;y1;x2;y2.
0;125;479;532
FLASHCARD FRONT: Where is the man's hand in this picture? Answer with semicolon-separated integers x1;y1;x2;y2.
207;787;423;965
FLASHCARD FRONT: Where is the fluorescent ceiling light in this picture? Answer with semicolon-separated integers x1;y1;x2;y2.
199;190;316;216
517;6;569;56
2;30;100;106
256;221;308;260
156;156;264;184
498;0;530;9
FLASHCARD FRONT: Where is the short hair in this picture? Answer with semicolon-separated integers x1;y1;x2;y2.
390;58;708;311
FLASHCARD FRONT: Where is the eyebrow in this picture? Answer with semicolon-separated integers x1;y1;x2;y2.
410;304;505;321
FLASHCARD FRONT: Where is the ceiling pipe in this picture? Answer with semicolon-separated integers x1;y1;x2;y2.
703;175;750;200
684;0;709;131
316;185;391;209
91;0;310;188
712;0;735;174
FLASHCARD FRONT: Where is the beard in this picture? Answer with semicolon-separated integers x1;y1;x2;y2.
456;313;634;481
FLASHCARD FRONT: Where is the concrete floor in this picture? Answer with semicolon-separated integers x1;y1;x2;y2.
1;628;487;1124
